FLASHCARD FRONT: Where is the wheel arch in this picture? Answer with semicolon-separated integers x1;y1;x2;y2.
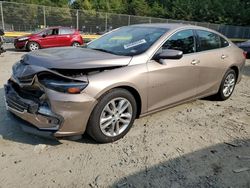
26;40;41;49
229;65;239;81
114;85;142;118
71;41;80;46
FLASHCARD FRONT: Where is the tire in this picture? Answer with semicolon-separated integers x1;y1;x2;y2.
215;69;236;101
72;42;80;47
27;41;40;51
87;89;137;143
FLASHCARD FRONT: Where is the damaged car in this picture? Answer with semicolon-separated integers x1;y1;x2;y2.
4;24;246;143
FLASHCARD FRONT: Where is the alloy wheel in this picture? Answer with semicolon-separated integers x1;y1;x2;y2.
223;73;235;97
100;97;133;137
29;43;39;51
72;42;80;47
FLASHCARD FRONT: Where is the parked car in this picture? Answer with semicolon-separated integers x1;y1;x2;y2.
236;40;250;58
14;26;84;51
5;24;246;143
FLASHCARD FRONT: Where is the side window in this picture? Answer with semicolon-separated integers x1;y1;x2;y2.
220;37;229;48
52;29;59;35
162;30;195;54
196;30;220;51
44;29;53;35
59;28;74;35
44;29;58;36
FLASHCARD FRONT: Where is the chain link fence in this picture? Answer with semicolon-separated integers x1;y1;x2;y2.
0;1;250;39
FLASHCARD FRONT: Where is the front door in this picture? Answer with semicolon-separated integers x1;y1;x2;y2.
39;28;59;48
147;29;199;112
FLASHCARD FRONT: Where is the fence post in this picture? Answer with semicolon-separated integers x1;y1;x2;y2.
43;6;46;28
76;9;79;30
105;13;108;32
128;15;130;25
0;2;4;30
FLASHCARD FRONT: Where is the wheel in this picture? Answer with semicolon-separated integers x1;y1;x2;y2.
27;42;40;51
216;69;236;100
72;42;80;47
87;89;137;143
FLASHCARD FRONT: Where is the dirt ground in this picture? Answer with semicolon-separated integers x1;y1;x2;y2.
0;44;250;188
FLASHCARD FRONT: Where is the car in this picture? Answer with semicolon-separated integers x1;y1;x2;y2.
4;24;246;143
14;26;84;51
236;40;250;58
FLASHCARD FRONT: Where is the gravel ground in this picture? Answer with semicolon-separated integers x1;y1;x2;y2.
0;44;250;188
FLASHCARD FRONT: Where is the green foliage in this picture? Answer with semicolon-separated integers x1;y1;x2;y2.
2;0;250;26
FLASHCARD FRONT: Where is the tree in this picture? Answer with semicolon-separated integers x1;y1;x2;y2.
150;1;166;17
128;0;150;16
2;0;250;26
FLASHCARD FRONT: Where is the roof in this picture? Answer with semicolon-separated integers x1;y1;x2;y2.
129;23;212;31
131;23;186;29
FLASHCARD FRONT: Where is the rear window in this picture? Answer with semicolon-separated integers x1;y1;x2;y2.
196;30;221;51
59;28;75;35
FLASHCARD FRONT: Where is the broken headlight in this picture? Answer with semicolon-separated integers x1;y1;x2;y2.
40;79;88;94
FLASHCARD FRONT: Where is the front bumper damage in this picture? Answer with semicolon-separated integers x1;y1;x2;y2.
4;64;97;138
5;82;62;133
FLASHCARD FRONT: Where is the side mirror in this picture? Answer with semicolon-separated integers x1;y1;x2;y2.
42;33;47;38
153;49;183;61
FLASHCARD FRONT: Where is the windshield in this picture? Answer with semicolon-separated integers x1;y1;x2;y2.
32;28;46;35
87;26;168;56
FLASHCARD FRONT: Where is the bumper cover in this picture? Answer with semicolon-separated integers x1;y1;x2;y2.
14;40;28;49
4;83;61;134
4;81;97;138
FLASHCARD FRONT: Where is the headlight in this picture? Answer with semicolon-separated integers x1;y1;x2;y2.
18;37;29;41
40;79;88;94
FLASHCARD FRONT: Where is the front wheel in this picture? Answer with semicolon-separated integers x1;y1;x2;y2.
87;89;137;143
27;41;40;51
216;69;236;100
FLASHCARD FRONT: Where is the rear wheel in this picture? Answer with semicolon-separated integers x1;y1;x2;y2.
216;69;236;100
87;89;137;143
72;42;80;47
27;42;40;51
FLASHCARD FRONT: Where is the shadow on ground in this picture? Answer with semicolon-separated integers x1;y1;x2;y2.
3;43;25;53
5;48;25;52
113;139;250;188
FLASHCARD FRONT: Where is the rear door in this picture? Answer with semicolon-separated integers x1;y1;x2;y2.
194;30;229;97
57;28;74;46
147;29;199;112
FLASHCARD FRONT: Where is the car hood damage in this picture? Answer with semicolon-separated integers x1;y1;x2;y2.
13;47;132;83
22;47;132;69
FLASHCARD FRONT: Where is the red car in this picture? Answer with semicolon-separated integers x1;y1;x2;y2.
14;26;84;51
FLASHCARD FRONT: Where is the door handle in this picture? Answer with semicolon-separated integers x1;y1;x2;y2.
221;54;228;59
191;59;200;65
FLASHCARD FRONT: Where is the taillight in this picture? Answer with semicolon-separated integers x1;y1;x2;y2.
243;51;247;59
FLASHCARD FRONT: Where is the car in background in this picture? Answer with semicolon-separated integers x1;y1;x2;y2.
14;26;84;51
236;40;250;58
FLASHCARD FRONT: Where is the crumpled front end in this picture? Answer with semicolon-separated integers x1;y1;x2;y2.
4;61;97;137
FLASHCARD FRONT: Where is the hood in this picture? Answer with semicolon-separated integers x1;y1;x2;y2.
22;47;132;69
16;34;33;39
